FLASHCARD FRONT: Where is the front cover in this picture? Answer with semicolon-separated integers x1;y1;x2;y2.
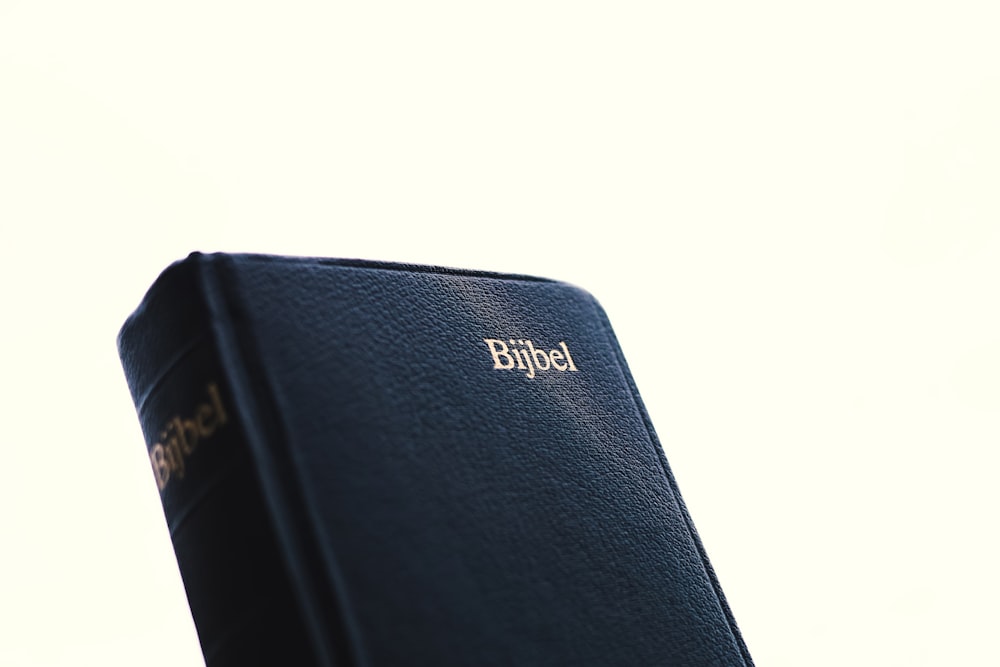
214;254;750;666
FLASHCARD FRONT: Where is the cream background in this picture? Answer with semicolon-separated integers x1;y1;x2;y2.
1;2;998;665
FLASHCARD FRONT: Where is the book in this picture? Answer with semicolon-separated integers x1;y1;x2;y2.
118;252;754;667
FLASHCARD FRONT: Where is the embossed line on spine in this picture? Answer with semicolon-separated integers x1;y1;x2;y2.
134;333;211;414
164;464;238;536
198;254;366;667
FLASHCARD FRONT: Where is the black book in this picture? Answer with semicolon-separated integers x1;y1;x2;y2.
118;252;753;666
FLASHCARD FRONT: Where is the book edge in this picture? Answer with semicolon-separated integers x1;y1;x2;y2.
585;295;756;666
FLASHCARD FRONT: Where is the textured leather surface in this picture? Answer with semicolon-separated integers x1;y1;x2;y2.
121;253;753;667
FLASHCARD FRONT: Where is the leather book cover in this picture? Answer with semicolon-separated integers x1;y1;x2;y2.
118;252;753;667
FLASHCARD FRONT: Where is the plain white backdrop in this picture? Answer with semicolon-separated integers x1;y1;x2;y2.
1;2;998;665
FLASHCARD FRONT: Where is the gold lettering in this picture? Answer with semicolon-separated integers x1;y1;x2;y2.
483;339;515;369
150;444;170;490
510;340;527;371
170;416;199;455
526;340;550;372
164;436;186;479
207;382;228;426
195;404;215;437
147;382;228;492
559;341;578;371
519;347;535;378
485;337;579;378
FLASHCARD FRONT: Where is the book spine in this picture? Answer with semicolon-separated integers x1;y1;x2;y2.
118;258;323;667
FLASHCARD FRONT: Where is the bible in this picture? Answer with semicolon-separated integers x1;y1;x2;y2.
118;252;753;666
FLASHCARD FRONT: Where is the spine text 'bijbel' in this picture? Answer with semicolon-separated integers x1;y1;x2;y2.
147;382;228;491
119;262;322;667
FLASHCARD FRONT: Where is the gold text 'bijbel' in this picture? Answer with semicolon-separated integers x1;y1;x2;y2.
483;339;578;379
148;383;228;491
